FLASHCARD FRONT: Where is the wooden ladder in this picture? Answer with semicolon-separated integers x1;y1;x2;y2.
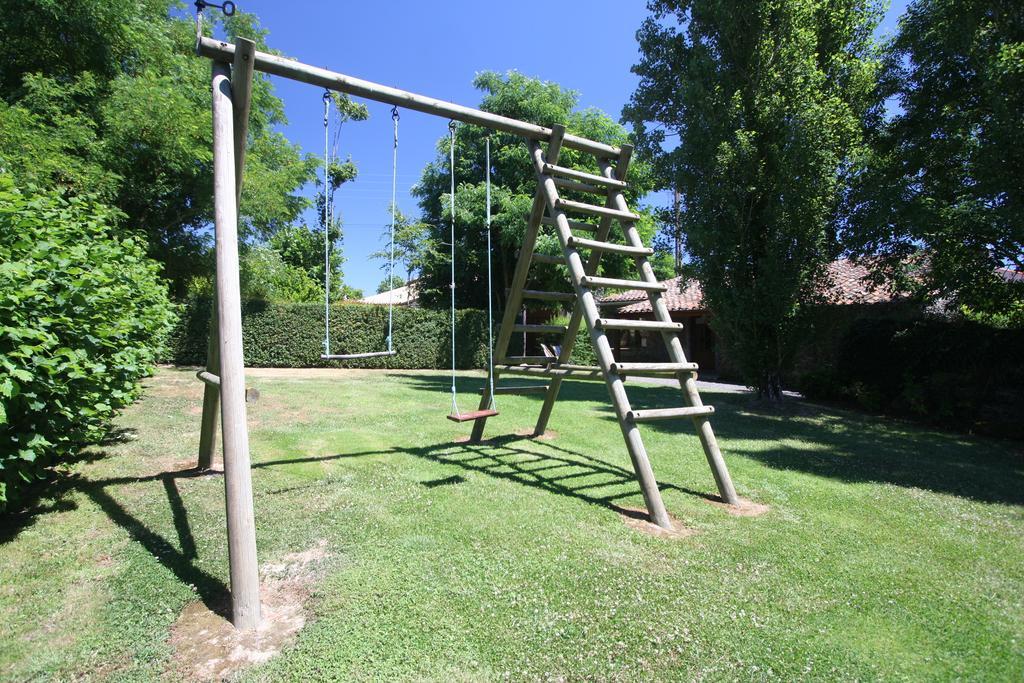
467;124;739;529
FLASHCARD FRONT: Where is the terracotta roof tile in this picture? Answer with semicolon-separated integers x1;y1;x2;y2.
598;259;897;314
997;267;1023;284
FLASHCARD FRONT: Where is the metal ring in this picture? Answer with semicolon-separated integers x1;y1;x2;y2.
323;90;332;104
222;0;236;15
391;106;400;121
448;120;457;133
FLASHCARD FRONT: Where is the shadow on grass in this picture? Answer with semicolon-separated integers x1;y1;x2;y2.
400;372;1024;507
254;431;715;519
1;466;231;618
6;368;1021;618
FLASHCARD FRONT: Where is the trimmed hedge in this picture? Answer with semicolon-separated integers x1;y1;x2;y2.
0;176;175;510
165;298;599;370
165;298;491;369
793;317;1024;439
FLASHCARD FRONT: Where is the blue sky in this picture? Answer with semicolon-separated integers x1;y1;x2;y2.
233;1;908;295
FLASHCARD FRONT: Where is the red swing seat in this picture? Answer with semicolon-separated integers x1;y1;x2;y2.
446;409;499;423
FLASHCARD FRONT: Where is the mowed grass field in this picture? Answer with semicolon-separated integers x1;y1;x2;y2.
1;367;1022;681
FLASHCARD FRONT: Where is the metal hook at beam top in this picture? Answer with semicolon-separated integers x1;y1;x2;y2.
195;0;236;16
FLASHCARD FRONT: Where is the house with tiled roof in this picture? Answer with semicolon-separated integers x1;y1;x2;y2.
597;259;903;375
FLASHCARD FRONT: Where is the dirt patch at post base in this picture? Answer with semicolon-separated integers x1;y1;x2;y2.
707;496;770;517
618;507;697;539
168;540;328;681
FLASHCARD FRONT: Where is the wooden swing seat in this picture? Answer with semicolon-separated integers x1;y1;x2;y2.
446;409;499;423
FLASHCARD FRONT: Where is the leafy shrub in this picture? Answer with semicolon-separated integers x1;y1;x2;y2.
794;317;1024;439
0;176;175;510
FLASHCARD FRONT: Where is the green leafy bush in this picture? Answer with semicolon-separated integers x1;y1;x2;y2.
0;176;175;510
794;317;1024;439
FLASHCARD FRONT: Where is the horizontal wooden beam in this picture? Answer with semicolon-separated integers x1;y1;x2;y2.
567;236;654;257
610;361;698;374
555;198;640;221
542;163;628;188
541;216;599;233
511;324;568;334
580;275;667;292
627;406;715;422
596;318;683;331
196;37;621;158
520;289;576;303
195;370;259;403
496;364;607;381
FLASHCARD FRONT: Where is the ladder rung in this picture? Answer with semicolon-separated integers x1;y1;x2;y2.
610;362;698;374
501;355;554;364
542;163;627;188
521;289;575;303
496;364;606;380
597;318;683;332
511;324;567;334
567;236;653;256
552;177;604;195
627;406;715;422
555;198;639;222
482;384;550;395
580;276;667;292
541;216;599;233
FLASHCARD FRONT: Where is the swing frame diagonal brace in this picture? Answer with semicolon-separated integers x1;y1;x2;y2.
528;132;672;530
468;127;566;442
198;38;256;470
532;145;634;436
595;157;739;506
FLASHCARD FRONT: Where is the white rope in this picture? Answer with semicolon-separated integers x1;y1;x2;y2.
485;136;496;411
448;122;460;417
387;107;399;352
322;91;331;355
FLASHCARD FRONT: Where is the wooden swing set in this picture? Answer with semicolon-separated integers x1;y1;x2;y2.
194;16;738;631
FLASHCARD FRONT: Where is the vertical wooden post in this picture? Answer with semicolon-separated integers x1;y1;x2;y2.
196;38;256;470
196;296;220;469
211;60;261;630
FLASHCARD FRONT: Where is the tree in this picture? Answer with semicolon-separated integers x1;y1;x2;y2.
412;71;658;310
845;0;1024;314
0;1;317;294
376;275;406;293
239;246;323;303
371;205;431;282
624;0;884;399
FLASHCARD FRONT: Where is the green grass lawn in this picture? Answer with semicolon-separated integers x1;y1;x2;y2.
1;367;1022;681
